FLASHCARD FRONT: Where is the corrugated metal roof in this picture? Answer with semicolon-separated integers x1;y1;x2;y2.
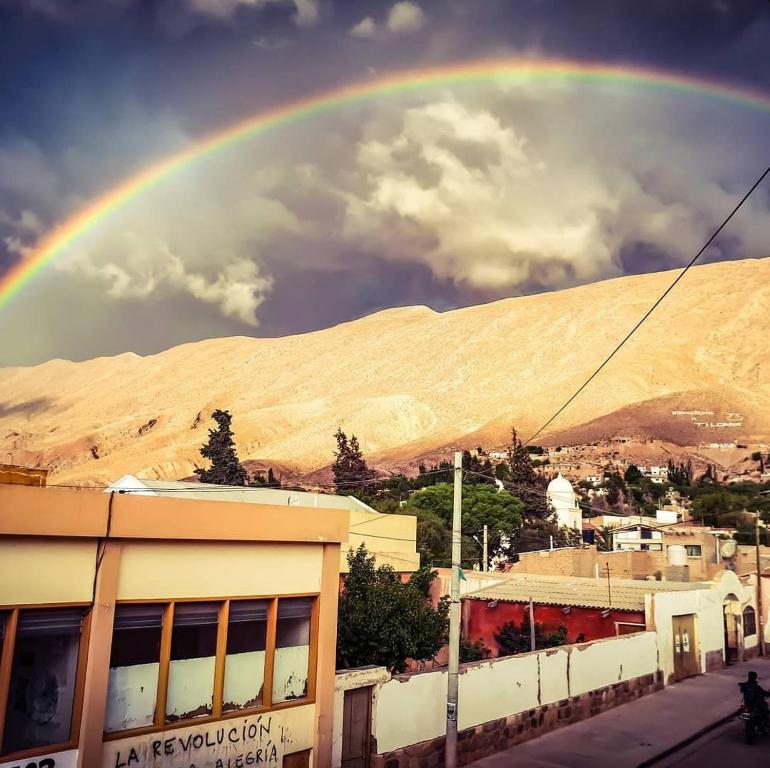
106;474;376;512
464;573;710;612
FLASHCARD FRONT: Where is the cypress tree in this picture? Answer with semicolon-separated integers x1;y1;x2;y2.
332;428;376;494
195;409;247;486
506;427;550;522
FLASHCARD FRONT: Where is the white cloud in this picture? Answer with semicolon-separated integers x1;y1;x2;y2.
387;1;424;33
186;0;318;26
337;95;769;293
291;0;318;26
350;17;376;38
68;241;272;325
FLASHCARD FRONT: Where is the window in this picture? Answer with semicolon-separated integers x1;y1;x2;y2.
104;596;317;736
743;606;757;637
1;607;88;758
105;604;164;733
684;545;703;558
224;600;268;712
167;603;219;722
273;598;312;703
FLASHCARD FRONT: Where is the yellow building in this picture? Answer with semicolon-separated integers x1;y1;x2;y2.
0;481;347;768
108;477;420;575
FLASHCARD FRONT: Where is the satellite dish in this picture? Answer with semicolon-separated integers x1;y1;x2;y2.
720;540;737;559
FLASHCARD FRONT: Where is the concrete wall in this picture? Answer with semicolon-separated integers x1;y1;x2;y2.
101;703;314;768
0;537;97;604
116;541;322;599
345;509;419;573
463;599;644;652
371;631;659;755
507;546;666;582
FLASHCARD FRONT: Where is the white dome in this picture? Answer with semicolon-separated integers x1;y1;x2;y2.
546;473;581;531
547;473;574;493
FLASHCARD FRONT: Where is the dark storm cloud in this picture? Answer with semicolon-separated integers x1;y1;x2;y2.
0;0;769;365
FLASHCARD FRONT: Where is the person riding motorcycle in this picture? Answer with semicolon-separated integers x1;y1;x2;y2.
739;671;770;731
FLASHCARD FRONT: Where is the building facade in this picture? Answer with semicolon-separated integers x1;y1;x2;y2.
0;483;347;768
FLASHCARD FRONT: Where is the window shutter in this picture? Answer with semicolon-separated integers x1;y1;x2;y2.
229;600;268;623
17;607;86;634
114;604;165;630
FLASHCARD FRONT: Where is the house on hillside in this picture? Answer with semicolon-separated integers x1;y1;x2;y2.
109;475;420;575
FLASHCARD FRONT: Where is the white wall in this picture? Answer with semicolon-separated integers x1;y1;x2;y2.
372;632;659;754
101;703;315;768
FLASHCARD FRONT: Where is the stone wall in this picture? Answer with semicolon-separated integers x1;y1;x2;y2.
371;671;664;768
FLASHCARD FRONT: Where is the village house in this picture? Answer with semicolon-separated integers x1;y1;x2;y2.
0;479;350;768
461;573;695;652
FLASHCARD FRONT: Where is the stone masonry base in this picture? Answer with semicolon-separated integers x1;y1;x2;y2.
371;670;665;768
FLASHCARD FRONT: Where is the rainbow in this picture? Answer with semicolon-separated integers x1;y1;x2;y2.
2;57;770;311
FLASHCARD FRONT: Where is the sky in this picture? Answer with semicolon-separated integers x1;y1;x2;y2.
0;0;769;366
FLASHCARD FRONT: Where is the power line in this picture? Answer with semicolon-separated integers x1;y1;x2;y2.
523;166;770;448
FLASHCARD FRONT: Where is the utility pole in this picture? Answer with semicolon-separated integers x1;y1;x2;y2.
446;451;462;768
529;597;536;652
482;524;488;573
605;563;612;608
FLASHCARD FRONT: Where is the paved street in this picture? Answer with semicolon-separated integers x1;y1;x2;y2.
654;718;769;767
466;660;770;768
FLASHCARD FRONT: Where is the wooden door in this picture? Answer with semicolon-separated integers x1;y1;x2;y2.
723;608;740;663
672;614;699;681
341;686;372;768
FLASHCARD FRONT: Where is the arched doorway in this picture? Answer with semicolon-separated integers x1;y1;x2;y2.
723;594;742;664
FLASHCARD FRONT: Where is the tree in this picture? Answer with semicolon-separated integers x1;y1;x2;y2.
195;409;246;485
494;618;568;657
506;427;551;522
691;490;751;526
408;483;524;565
459;638;489;663
332;428;376;495
462;450;495;485
336;545;449;673
624;464;643;484
667;459;693;486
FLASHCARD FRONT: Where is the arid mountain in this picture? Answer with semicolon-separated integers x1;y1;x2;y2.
1;258;769;486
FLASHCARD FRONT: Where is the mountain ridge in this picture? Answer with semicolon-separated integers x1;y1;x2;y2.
1;257;768;485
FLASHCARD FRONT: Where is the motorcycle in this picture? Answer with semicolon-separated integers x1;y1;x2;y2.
739;702;769;744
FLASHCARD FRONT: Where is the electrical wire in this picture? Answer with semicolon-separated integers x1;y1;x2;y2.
522;166;770;448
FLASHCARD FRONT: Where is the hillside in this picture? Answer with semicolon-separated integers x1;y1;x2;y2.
1;258;769;485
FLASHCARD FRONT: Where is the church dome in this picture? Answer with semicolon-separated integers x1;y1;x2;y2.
547;473;573;494
546;473;577;512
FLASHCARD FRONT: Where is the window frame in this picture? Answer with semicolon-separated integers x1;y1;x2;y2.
743;606;757;637
0;602;92;763
104;593;320;741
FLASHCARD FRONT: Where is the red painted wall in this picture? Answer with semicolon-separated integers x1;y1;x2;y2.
462;599;645;656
